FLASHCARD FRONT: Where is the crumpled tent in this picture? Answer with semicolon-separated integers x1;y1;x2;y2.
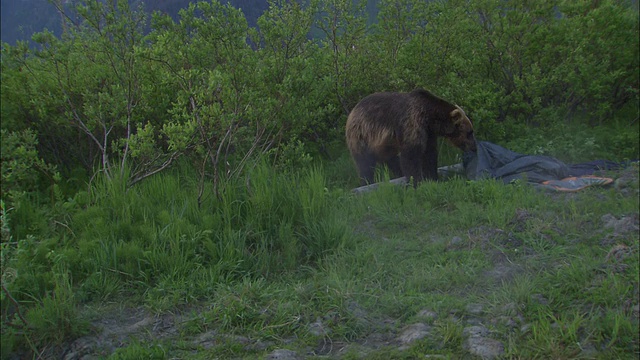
461;141;628;191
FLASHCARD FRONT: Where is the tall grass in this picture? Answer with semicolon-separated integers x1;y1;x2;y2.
5;161;350;307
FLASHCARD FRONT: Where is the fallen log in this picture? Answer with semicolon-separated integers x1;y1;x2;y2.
351;176;409;194
351;163;466;194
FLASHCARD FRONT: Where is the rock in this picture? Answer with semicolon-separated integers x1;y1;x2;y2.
579;341;598;357
483;264;520;283
265;349;301;360
248;340;274;352
491;315;517;328
465;336;505;359
308;318;330;336
510;209;533;231
601;214;639;234
466;303;484;315
194;331;218;349
463;325;505;359
63;337;98;360
501;302;518;313
465;317;484;326
613;164;639;192
463;325;489;338
314;340;350;356
605;244;632;263
530;293;549;306
346;301;370;327
416;309;438;321
397;323;432;345
448;236;464;248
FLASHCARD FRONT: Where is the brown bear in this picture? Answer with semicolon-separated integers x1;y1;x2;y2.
345;89;477;186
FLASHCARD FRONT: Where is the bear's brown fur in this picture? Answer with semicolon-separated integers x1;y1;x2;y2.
345;89;477;186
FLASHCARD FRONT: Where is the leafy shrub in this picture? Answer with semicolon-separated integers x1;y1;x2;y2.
504;122;640;163
0;129;58;204
2;0;637;183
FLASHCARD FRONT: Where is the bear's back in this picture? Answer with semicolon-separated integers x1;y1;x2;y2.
348;92;412;127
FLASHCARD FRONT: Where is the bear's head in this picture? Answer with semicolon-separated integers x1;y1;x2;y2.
446;106;477;153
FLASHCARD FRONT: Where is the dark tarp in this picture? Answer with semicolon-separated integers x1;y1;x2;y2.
462;141;630;184
353;141;632;193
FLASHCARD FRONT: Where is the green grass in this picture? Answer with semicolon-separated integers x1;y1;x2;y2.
107;341;167;360
1;158;638;359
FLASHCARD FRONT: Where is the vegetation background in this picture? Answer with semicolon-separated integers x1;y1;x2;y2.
1;0;638;359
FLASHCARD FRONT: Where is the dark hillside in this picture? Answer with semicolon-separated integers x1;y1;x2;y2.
0;0;63;45
0;0;270;45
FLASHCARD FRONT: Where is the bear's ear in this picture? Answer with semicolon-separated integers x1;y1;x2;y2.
450;106;465;126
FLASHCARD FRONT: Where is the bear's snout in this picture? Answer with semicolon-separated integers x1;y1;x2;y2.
466;138;478;152
448;132;477;153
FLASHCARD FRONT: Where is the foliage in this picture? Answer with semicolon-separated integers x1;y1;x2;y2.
0;129;58;203
2;0;638;188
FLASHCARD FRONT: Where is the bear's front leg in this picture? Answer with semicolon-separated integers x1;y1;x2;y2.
385;156;404;179
422;147;438;181
400;146;425;186
420;133;439;181
353;151;378;186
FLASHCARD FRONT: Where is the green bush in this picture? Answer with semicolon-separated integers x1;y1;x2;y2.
3;0;636;183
